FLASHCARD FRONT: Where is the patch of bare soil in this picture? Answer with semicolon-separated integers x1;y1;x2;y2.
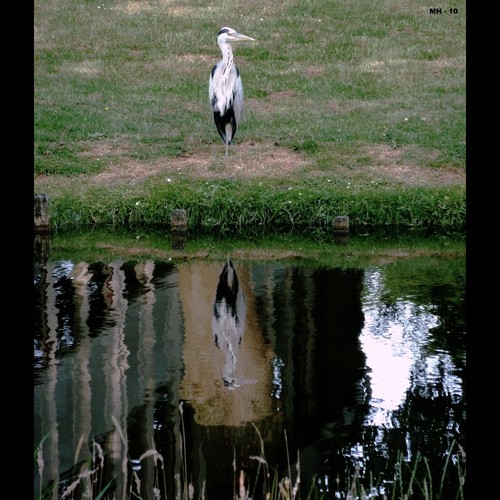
86;141;311;185
34;139;465;191
358;144;465;187
87;141;464;187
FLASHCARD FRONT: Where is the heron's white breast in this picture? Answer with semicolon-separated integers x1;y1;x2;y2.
209;64;240;115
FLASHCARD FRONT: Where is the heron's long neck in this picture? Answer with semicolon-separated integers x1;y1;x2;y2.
219;41;234;72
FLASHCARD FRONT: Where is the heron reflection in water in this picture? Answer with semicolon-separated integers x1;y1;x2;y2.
212;258;247;388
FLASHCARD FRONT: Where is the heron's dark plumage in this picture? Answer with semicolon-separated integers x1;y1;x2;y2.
213;109;237;146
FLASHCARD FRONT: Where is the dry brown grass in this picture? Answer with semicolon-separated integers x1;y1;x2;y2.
35;137;464;192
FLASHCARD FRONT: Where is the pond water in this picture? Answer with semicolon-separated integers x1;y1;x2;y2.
34;238;466;499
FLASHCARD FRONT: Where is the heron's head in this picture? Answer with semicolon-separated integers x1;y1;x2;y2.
217;27;255;45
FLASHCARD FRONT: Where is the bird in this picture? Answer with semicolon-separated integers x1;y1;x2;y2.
212;257;247;388
209;27;255;157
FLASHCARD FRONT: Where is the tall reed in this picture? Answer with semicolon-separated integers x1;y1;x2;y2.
35;414;465;499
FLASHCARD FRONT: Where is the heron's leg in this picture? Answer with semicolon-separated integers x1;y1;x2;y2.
225;141;229;157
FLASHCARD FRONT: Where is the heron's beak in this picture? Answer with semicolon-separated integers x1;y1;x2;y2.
234;32;255;41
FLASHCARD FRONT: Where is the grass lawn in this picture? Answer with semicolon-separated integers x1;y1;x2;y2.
34;0;465;234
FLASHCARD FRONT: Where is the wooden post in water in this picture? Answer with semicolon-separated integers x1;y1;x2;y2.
171;209;187;250
333;215;349;245
34;193;50;233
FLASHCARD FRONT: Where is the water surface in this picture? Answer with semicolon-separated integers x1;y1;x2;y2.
34;242;465;499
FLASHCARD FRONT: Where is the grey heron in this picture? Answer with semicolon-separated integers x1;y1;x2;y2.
212;257;246;388
209;27;255;157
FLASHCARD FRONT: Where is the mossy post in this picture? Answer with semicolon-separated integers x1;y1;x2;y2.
171;209;187;250
333;216;349;233
34;193;50;233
